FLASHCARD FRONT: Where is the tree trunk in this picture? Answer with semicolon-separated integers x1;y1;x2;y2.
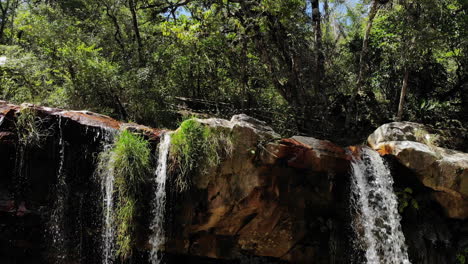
0;0;11;44
311;0;323;96
104;5;126;53
129;0;144;65
396;70;409;121
323;0;330;38
356;0;379;92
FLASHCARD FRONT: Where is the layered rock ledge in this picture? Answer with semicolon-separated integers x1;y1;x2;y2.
368;122;468;219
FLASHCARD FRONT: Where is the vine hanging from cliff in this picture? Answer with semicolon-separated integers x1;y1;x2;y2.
98;129;151;259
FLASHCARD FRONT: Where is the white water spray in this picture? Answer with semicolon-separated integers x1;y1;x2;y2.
350;148;411;264
102;154;115;264
98;129;117;264
150;133;171;264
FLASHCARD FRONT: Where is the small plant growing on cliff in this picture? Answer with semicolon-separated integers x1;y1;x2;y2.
99;129;151;259
15;107;50;147
414;128;440;149
396;187;419;213
457;248;468;264
170;118;233;192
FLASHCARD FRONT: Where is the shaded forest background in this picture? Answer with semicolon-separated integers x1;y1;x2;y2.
0;0;466;146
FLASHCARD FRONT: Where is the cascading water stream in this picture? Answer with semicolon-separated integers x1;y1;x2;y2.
350;147;411;264
102;150;115;264
50;116;68;262
97;129;117;264
150;133;171;264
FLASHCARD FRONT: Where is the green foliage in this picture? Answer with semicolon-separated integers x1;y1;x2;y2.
170;118;233;192
15;107;49;146
99;129;151;259
457;248;468;264
113;130;150;258
396;187;419;213
0;45;65;106
0;0;466;147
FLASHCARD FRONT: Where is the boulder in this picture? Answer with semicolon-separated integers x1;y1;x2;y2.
166;117;352;263
369;122;468;219
2;100;466;263
367;121;430;147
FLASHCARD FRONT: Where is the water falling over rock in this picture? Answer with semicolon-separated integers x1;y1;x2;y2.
97;134;117;264
150;133;171;264
350;147;411;264
50;116;68;262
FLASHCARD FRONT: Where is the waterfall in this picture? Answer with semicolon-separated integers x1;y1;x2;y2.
99;144;115;264
50;116;68;262
150;133;171;264
97;130;117;264
350;147;411;264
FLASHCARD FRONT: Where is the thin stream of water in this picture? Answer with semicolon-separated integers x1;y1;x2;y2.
99;129;117;264
150;133;171;264
50;116;67;263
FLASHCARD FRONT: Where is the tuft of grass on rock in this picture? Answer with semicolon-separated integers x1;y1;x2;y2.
15;107;49;147
414;128;440;149
170;118;233;192
99;129;151;259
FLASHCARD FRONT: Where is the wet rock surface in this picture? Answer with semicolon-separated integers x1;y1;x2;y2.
368;122;468;264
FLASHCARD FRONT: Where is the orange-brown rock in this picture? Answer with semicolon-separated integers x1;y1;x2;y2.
0;100;162;138
166;116;352;263
260;137;350;173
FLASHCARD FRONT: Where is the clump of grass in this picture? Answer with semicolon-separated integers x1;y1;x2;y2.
414;128;440;149
15;107;49;147
101;129;151;259
170;118;233;192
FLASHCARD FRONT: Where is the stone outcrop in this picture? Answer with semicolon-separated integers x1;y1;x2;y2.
166;116;352;263
369;122;468;219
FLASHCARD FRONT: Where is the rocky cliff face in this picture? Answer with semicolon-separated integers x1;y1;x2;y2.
165;116;353;263
368;122;468;263
368;122;468;219
1;101;467;264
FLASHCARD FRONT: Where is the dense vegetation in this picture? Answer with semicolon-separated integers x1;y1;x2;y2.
0;0;466;145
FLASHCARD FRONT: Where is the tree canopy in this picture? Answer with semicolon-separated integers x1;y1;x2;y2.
0;0;466;145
